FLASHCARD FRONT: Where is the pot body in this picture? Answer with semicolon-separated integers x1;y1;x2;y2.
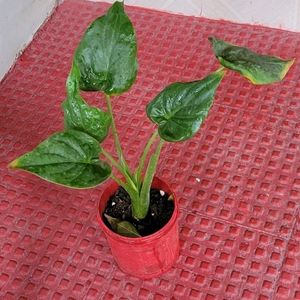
97;177;179;279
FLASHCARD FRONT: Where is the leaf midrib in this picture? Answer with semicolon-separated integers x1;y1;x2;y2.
19;159;100;168
103;9;121;86
160;79;214;122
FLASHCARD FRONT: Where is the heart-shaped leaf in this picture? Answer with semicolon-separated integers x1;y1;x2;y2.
63;64;111;142
74;1;138;95
9;130;111;188
104;214;141;237
146;69;225;142
209;36;294;84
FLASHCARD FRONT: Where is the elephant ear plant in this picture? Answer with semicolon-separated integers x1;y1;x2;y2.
9;2;294;237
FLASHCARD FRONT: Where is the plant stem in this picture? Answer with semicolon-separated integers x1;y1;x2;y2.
110;172;139;211
102;147;138;192
135;129;158;187
105;94;133;180
132;138;164;219
101;148;125;175
110;174;126;189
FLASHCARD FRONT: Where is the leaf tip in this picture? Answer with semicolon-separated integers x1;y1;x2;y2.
208;36;222;47
8;158;19;169
111;0;124;10
103;213;111;221
168;194;174;201
281;58;295;80
208;36;215;43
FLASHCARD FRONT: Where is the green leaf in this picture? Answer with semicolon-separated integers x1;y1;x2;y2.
74;1;138;95
104;213;119;231
146;69;225;142
209;36;294;85
63;64;111;142
9;130;111;188
104;214;141;237
116;221;141;237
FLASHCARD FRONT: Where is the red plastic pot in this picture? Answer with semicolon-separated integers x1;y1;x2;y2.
97;177;179;279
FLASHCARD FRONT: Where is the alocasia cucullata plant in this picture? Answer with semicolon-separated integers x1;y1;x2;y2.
9;2;294;236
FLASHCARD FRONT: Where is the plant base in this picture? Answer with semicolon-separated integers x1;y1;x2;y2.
104;186;174;236
97;177;179;279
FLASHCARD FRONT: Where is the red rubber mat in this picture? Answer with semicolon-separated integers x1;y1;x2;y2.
1;0;300;299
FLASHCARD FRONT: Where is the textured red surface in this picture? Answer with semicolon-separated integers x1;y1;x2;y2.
1;0;300;299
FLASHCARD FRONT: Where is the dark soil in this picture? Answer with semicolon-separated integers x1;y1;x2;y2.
103;187;174;236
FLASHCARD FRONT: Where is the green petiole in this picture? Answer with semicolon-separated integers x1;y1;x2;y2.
105;94;135;182
133;138;164;219
135;129;158;190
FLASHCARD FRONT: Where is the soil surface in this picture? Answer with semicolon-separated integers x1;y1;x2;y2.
103;187;174;236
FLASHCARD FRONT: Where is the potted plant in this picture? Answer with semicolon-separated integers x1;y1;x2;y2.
9;1;294;278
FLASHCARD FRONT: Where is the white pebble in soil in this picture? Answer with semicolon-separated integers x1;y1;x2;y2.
160;190;165;196
112;202;116;206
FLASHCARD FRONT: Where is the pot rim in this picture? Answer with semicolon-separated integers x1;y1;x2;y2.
97;177;179;244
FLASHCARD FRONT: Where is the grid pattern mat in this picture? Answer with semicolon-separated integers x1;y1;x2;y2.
1;0;300;299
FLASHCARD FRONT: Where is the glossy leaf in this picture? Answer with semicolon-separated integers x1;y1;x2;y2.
104;214;141;237
146;69;225;142
9;130;111;188
63;65;111;142
209;36;294;84
74;1;138;95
